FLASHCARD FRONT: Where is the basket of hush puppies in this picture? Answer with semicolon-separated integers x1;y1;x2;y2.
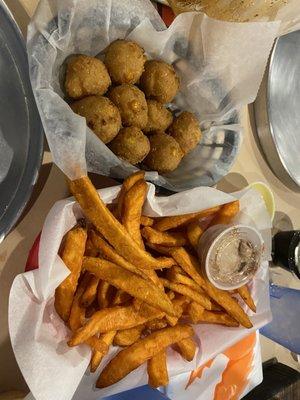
66;39;201;175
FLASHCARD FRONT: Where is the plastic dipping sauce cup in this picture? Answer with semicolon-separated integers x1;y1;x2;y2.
197;224;264;291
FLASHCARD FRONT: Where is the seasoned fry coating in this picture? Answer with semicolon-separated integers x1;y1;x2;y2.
83;257;176;316
173;337;197;361
142;226;187;247
65;55;111;99
160;278;212;310
68;176;162;270
148;350;169;388
186;220;203;249
122;180;147;248
114;325;144;347
153;206;221;232
116;171;145;219
237;285;256;312
69;305;163;346
90;331;116;373
97;325;193;388
141;216;154;227
171;248;252;328
81;275;100;307
55;221;87;322
209;200;240;226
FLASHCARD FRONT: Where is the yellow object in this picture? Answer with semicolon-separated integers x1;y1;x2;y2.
249;182;275;221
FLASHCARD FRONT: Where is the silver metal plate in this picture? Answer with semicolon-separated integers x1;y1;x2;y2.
0;0;43;241
254;30;300;192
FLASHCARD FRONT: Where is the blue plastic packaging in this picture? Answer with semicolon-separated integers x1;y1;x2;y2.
260;284;300;354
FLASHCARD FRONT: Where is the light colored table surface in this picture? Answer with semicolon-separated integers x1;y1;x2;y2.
0;0;299;396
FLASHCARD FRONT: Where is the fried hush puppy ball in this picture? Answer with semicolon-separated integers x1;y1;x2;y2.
140;60;180;104
144;100;173;133
108;84;148;129
104;39;146;84
168;111;202;155
109;127;150;165
144;132;183;173
71;96;121;144
65;55;111;99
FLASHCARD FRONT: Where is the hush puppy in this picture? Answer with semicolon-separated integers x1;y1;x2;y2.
71;96;121;144
144;132;183;173
144;100;173;133
108;84;148;129
65;55;111;99
104;39;146;84
168;111;201;155
109;126;150;165
140;60;180;103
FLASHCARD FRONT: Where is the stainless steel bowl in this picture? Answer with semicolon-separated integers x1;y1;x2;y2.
254;30;300;192
0;0;43;241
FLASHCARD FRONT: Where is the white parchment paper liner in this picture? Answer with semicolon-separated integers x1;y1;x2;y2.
9;184;272;400
27;0;281;191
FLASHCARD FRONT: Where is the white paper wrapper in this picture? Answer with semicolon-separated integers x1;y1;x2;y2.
9;184;272;400
27;0;281;191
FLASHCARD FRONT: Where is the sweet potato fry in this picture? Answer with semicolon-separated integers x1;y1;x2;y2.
186;221;203;249
97;325;194;388
97;281;112;309
156;257;177;269
114;325;145;347
91;230;162;287
112;290;132;306
81;275;100;307
165;295;189;326
136;302;164;320
55;220;87;321
186;301;205;324
153;206;221;232
83;257;176;316
90;230;151;280
85;336;109;354
166;267;202;292
90;350;104;373
145;318;168;331
68;274;109;353
209;200;239;226
171;248;252;328
195;310;240;327
68;273;90;331
160;278;212;310
85;238;99;257
116;171;145;219
69;305;162;346
142;227;187;247
146;242;177;256
68;176;162;269
90;331;116;373
122;180;147;249
237;285;256;312
173;337;197;361
148;350;169;388
141;216;154;227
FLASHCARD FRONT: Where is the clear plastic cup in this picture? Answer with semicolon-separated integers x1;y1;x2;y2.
197;224;264;290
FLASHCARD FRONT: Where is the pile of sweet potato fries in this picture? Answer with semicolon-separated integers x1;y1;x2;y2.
54;171;256;388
